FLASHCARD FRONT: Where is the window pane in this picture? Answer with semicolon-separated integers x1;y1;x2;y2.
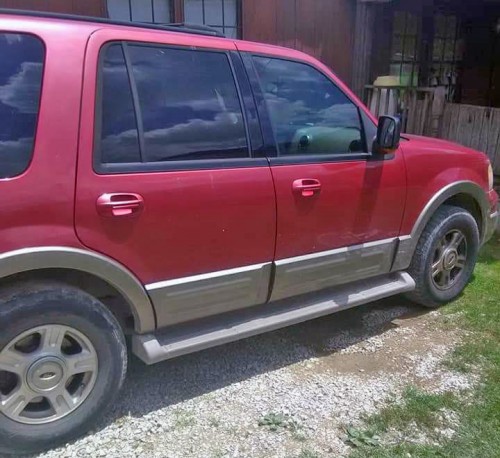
185;0;238;32
403;35;417;61
107;0;131;21
224;27;237;39
433;38;444;61
391;35;403;61
100;44;141;164
446;16;457;38
223;0;237;28
128;45;248;162
153;0;171;23
131;0;152;22
435;15;447;37
393;12;406;34
204;0;223;26
253;57;363;156
406;14;418;35
108;0;172;23
0;33;44;178
184;0;203;23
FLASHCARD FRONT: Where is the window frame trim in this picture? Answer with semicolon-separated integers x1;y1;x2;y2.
242;51;373;166
93;39;267;174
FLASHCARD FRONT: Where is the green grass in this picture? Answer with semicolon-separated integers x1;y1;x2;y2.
348;235;500;458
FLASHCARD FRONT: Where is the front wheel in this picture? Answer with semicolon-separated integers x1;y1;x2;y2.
0;283;127;455
406;205;480;308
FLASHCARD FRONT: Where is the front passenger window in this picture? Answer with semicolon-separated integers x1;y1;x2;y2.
253;56;364;156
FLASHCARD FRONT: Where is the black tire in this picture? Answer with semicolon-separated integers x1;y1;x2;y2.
406;205;480;308
0;282;127;455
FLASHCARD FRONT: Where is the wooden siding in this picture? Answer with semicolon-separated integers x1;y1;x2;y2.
241;0;356;85
0;0;106;16
441;103;500;174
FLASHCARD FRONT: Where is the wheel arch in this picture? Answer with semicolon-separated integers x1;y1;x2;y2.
393;181;489;271
0;247;156;334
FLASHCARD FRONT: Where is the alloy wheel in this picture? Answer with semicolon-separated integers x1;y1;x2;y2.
0;325;98;424
430;229;468;291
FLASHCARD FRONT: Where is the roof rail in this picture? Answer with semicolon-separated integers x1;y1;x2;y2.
0;8;226;38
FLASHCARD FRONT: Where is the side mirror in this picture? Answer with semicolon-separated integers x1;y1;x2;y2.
372;115;401;155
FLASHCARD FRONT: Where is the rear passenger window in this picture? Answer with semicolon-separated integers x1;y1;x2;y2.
100;44;141;164
0;33;44;179
97;42;249;167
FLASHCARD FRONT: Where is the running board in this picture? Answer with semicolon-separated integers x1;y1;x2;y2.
132;272;415;364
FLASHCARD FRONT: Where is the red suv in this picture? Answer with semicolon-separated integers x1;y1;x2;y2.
0;10;497;454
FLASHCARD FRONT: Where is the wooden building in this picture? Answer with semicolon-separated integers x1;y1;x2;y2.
1;0;500;171
1;0;499;107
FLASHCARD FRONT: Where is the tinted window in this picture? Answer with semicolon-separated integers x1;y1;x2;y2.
128;45;248;162
99;44;141;163
0;33;44;179
253;56;364;156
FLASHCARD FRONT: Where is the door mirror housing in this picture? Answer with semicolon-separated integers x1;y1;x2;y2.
372;116;401;155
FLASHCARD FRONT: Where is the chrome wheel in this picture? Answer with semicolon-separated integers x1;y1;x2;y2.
0;325;98;424
431;229;468;291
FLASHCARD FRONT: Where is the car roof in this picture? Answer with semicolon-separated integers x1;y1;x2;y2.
0;8;315;63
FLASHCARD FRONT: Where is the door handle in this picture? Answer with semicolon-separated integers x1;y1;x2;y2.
292;179;322;197
96;193;144;218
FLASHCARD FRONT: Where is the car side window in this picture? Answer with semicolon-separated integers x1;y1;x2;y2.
97;42;249;166
0;33;44;178
253;56;365;156
100;44;141;164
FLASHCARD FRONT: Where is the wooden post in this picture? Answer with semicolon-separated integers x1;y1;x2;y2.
351;0;377;98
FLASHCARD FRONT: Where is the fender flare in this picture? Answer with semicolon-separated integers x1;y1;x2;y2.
0;246;156;333
392;181;489;271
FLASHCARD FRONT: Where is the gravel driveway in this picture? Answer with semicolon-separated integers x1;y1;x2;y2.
24;296;473;458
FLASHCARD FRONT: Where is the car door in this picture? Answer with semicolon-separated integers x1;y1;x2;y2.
240;51;406;301
76;29;276;328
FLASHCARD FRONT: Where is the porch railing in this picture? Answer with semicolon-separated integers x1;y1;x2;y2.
364;85;500;174
364;85;446;137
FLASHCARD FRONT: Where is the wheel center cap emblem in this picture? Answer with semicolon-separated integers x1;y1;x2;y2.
27;357;65;392
444;250;458;270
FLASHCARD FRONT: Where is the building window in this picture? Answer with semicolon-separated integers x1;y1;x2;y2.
184;0;240;38
431;14;463;101
107;0;172;23
390;11;420;86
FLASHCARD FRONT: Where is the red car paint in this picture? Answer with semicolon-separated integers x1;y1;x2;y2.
0;13;497;288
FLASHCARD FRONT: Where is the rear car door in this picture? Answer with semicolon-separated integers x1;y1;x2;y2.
241;51;407;301
76;29;276;328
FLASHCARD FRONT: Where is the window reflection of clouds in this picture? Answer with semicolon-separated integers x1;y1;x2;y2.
0;34;44;178
128;45;248;161
254;57;363;155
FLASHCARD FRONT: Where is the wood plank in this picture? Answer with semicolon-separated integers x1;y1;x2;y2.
485;109;500;165
440;104;453;140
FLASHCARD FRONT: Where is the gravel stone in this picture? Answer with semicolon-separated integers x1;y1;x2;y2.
18;301;476;458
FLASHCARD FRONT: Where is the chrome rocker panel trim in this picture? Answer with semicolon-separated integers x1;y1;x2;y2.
147;263;272;327
133;272;416;364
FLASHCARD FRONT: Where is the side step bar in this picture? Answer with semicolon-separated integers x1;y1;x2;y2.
132;272;415;365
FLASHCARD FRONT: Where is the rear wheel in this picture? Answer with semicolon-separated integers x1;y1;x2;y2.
0;283;127;455
406;205;480;308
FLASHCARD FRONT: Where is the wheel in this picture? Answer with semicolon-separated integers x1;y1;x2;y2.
0;283;127;455
406;205;480;308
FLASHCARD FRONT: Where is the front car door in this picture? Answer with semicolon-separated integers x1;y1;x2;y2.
237;44;407;301
76;29;276;328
